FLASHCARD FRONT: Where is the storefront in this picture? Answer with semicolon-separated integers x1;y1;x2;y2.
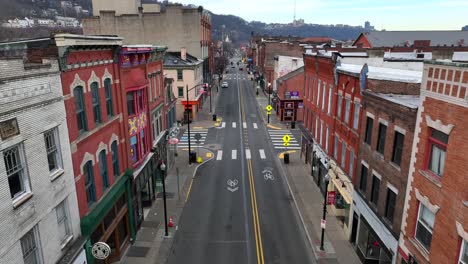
353;191;396;264
277;92;303;122
80;171;135;264
311;143;329;195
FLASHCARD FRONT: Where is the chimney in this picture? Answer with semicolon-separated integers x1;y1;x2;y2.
181;47;187;61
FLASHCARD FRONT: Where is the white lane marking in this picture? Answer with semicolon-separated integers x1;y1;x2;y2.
253;123;258;129
243;122;247;129
259;149;266;159
232;122;237;128
221;122;226;128
217;150;223;160
274;146;302;149
232;149;237;160
246;149;251;159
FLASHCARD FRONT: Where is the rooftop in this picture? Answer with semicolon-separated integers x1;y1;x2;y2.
164;51;202;67
372;93;420;109
337;63;422;83
354;30;468;47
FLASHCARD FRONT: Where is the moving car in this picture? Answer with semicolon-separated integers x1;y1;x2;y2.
221;81;228;88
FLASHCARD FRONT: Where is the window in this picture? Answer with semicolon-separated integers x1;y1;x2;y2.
376;123;387;154
84;161;96;206
459;239;468;264
317;80;321;106
334;136;339;159
178;86;184;98
126;93;135;115
104;79;113;118
415;204;435;250
322;82;326;111
315;118;318;139
177;69;183;80
370;175;380;205
325;127;329;152
152;110;163;142
99;150;109;190
3;144;30;199
426;129;448;176
21;226;42;264
344;98;351;124
392;132;405;166
349;150;354;177
73;86;87;133
44;128;63;173
365;117;373;145
91;82;101;124
353;102;360;130
337;95;343;118
320;122;323;145
341;142;346;168
328;86;332;114
56;199;71;243
385;189;397;223
111;141;120;177
359;165;368;193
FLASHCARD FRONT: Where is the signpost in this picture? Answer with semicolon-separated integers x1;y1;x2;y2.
266;105;273;123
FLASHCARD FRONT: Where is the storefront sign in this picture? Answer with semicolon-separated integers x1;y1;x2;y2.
0;118;20;140
327;191;336;205
290;91;299;99
298;102;304;108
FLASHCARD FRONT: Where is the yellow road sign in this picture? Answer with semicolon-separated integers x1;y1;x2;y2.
267;111;271;115
282;134;291;142
266;105;272;111
206;152;212;158
283;142;289;147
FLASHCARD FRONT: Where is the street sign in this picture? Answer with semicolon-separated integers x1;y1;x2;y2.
267;111;271;115
321;219;326;229
282;134;291;142
283;142;289;147
266;105;273;111
327;191;336;205
168;138;179;145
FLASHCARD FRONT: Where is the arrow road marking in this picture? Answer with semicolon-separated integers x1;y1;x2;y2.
227;186;239;192
217;150;223;160
227;179;238;187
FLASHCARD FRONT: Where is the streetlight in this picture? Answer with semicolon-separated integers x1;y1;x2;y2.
159;161;169;237
267;82;271;124
320;162;330;251
185;83;207;165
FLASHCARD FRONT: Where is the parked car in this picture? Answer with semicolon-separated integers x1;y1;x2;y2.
221;81;228;88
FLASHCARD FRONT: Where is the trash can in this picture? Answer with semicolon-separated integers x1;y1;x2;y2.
212;114;217;121
291;121;296;129
284;153;290;164
190;152;197;163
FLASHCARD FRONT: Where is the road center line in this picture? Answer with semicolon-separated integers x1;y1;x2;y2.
232;149;237;160
232;122;237;128
246;149;251;159
243;122;247;128
253;123;258;129
217;150;223;160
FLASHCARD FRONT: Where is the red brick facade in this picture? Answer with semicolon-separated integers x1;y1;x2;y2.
275;67;304;122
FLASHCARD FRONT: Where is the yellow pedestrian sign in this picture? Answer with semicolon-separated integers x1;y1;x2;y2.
266;105;272;111
267;111;271;115
282;134;291;142
283;142;289;147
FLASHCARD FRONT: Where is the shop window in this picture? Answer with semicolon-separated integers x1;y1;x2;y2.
126;93;135;115
99;150;109;190
73;86;87;133
178;86;184;98
152;109;163;144
359;164;368;193
370;175;380;205
425;128;448;177
91;82;101;124
459;239;468;264
177;69;183;80
365;117;373;145
111;141;120;177
44;128;62;173
84;161;96;206
21;226;43;264
353;102;360;130
384;189;397;223
392;132;405;166
344;98;351;124
3;144;31;199
376;123;387;154
337;95;343;118
415;203;435;250
104;78;113;118
357;220;391;262
56;199;72;244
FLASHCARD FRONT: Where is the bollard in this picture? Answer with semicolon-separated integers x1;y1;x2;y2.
212;114;217;121
291;121;296;129
284;153;290;164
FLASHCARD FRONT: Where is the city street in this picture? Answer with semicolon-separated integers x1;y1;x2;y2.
166;61;315;264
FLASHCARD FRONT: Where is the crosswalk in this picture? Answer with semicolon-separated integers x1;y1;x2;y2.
268;129;301;150
219;122;259;129
177;128;208;148
214;149;268;161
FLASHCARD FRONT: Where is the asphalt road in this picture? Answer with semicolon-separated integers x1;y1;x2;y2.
166;59;315;264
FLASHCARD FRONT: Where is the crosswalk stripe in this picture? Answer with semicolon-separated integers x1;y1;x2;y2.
243;122;247;129
217;150;223;160
221;122;226;128
253;123;258;129
259;149;266;159
232;149;237;160
274;146;301;149
246;149;251;159
232;122;236;128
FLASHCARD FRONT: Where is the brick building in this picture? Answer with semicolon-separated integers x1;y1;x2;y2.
55;34;135;263
0;39;81;264
399;61;468;264
352;65;421;263
274;66;304;122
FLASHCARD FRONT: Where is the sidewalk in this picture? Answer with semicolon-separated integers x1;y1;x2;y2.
255;89;361;264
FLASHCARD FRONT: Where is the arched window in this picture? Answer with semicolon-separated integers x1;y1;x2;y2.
73;86;87;133
104;79;113;118
99;150;109;190
111;141;120;177
84;161;95;206
91;82;101;124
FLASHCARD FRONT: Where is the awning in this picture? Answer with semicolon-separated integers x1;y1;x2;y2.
331;177;352;204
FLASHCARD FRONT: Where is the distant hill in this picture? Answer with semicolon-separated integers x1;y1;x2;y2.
210;12;366;44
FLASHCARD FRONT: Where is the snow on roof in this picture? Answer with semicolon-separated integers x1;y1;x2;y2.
339;52;368;57
373;93;420;109
337;64;422;83
384;52;432;61
123;44;154;48
452;52;468;62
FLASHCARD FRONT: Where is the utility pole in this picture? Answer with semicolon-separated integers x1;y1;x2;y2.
186;84;191;165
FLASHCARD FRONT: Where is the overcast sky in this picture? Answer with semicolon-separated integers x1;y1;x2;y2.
176;0;467;30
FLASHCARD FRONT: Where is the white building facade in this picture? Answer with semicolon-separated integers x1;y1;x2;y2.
0;42;81;264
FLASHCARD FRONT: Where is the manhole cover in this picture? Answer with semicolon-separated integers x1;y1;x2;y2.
126;246;150;257
157;192;175;199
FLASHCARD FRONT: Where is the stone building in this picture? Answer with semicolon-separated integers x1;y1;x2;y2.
0;39;81;264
